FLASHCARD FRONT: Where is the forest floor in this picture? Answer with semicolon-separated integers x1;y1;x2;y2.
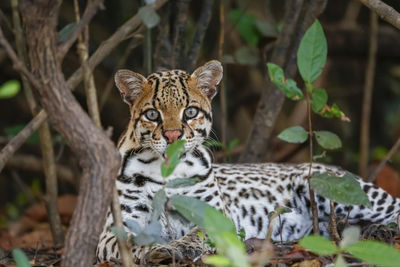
0;192;399;266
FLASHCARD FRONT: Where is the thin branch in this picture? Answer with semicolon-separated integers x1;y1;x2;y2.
185;0;215;71
369;136;400;182
306;91;319;235
359;0;400;30
74;0;102;128
111;186;135;266
0;110;47;172
359;11;378;179
217;0;227;150
58;0;104;60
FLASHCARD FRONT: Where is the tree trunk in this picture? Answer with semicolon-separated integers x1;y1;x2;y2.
19;1;120;266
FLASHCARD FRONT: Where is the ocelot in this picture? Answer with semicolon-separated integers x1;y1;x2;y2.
96;60;400;264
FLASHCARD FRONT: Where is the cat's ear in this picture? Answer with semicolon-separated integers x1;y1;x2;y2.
191;60;223;99
115;70;147;105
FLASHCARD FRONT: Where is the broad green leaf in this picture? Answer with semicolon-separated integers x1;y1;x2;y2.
267;63;304;100
235;46;259;65
340;226;360;248
203;255;231;266
12;249;31;267
314;131;342;150
229;10;259;46
299;235;338;255
344;240;400;266
334;254;348;267
215;232;250;267
297;20;327;83
161;140;186;178
151;189;167;220
138;6;160;29
311;88;328;113
0;80;20;99
310;172;371;207
278;126;308;143
170;195;210;228
111;226;128;241
58;23;77;43
125;219;142;234
133;220;166;245
165;177;202;188
204;207;237;239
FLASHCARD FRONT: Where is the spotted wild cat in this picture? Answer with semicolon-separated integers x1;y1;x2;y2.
96;60;400;264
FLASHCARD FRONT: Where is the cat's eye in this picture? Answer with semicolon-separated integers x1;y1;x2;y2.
184;107;199;119
144;109;159;121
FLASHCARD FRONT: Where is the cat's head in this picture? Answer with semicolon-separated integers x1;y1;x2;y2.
115;60;223;156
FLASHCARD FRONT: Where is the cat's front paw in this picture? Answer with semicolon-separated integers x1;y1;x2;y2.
144;242;203;264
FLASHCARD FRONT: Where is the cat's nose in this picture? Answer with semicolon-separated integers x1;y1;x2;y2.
163;130;183;144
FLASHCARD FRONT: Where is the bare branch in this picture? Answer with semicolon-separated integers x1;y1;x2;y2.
359;0;400;30
369;136;400;182
359;11;378;179
0;110;47;172
58;0;104;60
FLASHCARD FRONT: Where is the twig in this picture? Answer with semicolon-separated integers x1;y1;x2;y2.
0;0;167;172
185;0;215;71
328;200;340;242
306;91;320;235
369;136;400;182
359;0;400;30
58;0;104;60
111;186;135;266
0;110;47;172
11;0;64;247
217;0;227;151
359;11;378;179
74;0;102;128
99;37;140;110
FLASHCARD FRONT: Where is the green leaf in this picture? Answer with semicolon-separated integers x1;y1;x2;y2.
229;10;260;46
277;126;308;143
133;220;166;245
203;255;231;266
215;232;250;267
161;140;186;178
339;226;360;248
12;249;32;267
138;6;160;29
344;240;400;266
334;254;348;267
310;172;371;207
58;23;77;43
111;226;128;241
0;80;21;99
204;207;237;240
311;88;328;113
227;138;240;151
235;46;259;65
170;195;210;228
314;131;342;150
267;63;304;100
299;235;338;255
165;177;202;188
204;140;225;148
151;189;167;220
297;20;327;83
320;103;350;122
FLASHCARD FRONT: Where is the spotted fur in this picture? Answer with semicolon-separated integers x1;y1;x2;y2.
96;60;400;264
